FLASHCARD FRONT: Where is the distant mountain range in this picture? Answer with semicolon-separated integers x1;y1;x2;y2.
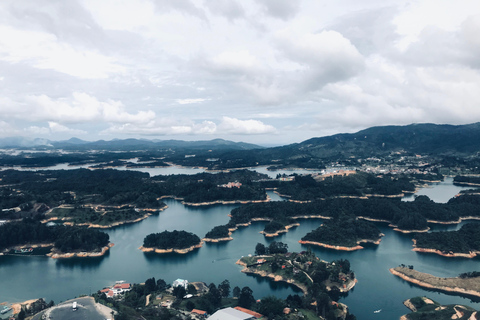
0;137;262;151
2;123;480;158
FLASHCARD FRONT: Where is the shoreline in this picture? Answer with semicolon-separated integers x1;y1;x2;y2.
181;198;270;206
47;243;114;259
236;259;309;295
139;241;203;254
411;239;480;258
260;223;300;237
298;236;382;251
42;205;168;228
390;267;480;298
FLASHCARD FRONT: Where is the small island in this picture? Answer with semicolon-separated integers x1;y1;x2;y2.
299;215;383;251
390;266;480;298
139;230;203;254
238;242;357;296
413;222;480;258
401;296;478;320
203;225;233;242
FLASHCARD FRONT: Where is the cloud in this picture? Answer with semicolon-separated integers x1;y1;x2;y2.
176;98;209;105
23;92;155;124
257;0;301;20
276;30;365;92
203;0;245;21
218;117;276;134
0;25;124;79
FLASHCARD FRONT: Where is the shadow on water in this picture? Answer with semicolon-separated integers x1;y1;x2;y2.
142;248;201;263
247;273;303;294
54;251;110;270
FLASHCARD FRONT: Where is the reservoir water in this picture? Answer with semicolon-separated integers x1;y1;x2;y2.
1;173;479;320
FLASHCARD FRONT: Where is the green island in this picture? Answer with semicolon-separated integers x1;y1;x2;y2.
203;225;233;242
139;230;203;254
390;266;480;298
413;222;480;257
401;296;478;320
237;242;357;319
300;214;383;250
0;219;112;258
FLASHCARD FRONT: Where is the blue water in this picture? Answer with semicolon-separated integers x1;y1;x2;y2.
1;177;479;320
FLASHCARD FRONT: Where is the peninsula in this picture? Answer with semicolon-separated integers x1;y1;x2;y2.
401;296;478;320
300;215;383;251
390;266;480;298
412;222;480;258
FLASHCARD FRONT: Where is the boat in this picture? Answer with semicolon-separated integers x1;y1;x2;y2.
374;309;382;313
1;306;12;314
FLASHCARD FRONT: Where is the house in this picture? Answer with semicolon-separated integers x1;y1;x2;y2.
207;307;256;320
101;281;131;298
172;278;188;289
233;307;263;319
191;309;207;317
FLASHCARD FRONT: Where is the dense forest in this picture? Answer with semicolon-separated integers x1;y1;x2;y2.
272;172;415;200
142;230;201;250
301;215;382;247
204;225;231;239
227;194;480;232
414;222;480;253
48;205;157;226
0;219;109;253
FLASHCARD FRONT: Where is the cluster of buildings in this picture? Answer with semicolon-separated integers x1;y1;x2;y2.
218;181;242;188
100;281;131;298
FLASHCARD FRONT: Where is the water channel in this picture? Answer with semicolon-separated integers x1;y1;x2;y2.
1;167;479;320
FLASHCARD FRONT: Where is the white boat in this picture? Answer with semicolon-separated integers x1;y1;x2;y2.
374;309;382;313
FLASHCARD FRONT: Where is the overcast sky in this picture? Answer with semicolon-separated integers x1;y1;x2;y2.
1;0;480;145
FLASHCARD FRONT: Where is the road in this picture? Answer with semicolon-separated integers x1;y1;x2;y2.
32;296;115;320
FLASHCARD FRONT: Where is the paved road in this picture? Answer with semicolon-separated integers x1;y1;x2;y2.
32;297;114;320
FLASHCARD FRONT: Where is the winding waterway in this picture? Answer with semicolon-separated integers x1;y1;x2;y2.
1;173;479;320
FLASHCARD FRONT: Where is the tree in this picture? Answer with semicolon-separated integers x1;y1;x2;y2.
255;243;266;255
233;286;241;298
18;309;26;320
186;301;195;311
173;286;186;299
187;284;197;295
268;241;288;254
218;279;230;298
257;296;285;317
144;277;156;294
238;286;255;309
156;279;167;292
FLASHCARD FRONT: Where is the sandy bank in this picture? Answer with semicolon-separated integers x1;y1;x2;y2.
47;243;114;259
298;240;364;251
299;237;382;251
203;237;233;242
139;241;203;254
390;267;480;298
260;223;300;237
412;239;480;258
11;299;38;314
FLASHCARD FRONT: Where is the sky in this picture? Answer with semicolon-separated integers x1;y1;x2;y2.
1;0;480;146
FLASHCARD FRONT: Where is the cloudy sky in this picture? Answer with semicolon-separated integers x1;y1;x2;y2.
1;0;480;145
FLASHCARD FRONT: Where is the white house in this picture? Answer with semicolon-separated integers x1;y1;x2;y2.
172;278;188;289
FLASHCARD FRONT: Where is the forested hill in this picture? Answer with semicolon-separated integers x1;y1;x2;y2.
250;122;480;161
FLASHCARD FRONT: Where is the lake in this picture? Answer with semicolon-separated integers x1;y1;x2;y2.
1;174;479;320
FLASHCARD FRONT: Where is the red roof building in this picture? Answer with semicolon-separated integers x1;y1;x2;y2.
234;306;263;319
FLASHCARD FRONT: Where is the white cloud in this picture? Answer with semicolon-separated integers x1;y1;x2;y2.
48;122;87;135
23;92;155;124
176;98;208;105
0;25;124;79
217;117;276;134
257;0;301;21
